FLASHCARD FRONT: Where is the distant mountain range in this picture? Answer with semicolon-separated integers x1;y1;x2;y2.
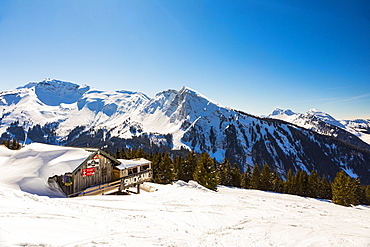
1;79;370;183
267;108;370;149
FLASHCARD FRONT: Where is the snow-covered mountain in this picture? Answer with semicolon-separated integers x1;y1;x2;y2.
1;79;370;183
0;79;149;143
267;108;370;148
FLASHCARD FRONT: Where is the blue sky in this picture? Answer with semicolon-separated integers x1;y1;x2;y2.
0;0;369;119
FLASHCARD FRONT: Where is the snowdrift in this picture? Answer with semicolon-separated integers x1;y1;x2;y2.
0;143;91;197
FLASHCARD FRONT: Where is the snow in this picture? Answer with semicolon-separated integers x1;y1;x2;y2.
0;143;91;197
2;80;234;153
267;108;370;145
0;182;369;246
342;167;358;178
116;158;151;170
0;146;16;166
0;79;150;142
0;144;370;246
307;108;345;129
0;145;17;157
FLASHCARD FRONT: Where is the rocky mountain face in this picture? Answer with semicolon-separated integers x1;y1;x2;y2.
267;108;370;150
1;79;370;184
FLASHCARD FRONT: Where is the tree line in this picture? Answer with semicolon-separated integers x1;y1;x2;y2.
113;147;370;207
1;138;22;150
2;140;367;207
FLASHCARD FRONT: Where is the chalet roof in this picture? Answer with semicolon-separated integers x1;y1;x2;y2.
0;143;120;197
71;147;120;175
116;158;151;170
0;143;92;196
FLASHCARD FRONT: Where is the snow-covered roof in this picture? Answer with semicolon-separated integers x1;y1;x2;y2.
0;143;92;197
116;158;151;170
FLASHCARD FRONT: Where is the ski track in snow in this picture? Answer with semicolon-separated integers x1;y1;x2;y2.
1;182;370;247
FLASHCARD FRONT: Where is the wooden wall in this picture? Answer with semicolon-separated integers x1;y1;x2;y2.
73;153;114;193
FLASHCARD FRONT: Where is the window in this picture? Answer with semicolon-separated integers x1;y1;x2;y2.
140;165;150;171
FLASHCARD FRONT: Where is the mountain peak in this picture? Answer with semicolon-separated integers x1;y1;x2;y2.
179;86;197;94
21;78;85;89
19;79;91;106
270;108;296;116
2;79;370;185
307;108;325;115
178;86;221;108
307;108;335;120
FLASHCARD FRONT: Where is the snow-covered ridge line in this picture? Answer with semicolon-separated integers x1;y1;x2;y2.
2;79;370;185
267;107;370;145
0;79;221;149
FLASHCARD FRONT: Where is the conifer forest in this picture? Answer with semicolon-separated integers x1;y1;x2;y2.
112;147;370;207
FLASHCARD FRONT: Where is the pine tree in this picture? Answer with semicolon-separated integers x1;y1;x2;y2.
151;153;163;183
136;148;146;158
231;164;241;188
260;163;272;191
2;139;21;150
271;169;284;193
365;185;370;205
114;148;121;159
241;164;252;189
219;159;233;186
307;170;320;198
358;184;368;205
174;155;185;181
126;148;134;159
296;169;308;196
349;178;361;206
284;169;295;194
120;148;127;159
158;152;176;184
332;170;357;207
15;139;20;150
193;152;220;191
2;139;10;149
250;164;261;190
318;175;332;199
183;151;198;182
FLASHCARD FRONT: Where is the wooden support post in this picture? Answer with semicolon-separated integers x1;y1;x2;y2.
137;184;140;194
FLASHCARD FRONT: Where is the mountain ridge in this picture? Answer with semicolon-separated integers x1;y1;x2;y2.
267;107;370;146
1;79;370;184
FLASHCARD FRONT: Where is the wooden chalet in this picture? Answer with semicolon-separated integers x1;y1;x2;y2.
48;148;152;197
114;158;152;192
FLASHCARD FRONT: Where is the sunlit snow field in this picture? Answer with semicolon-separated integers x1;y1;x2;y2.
0;144;369;246
1;181;370;247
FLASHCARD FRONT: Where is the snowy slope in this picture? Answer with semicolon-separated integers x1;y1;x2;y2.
2;80;370;184
0;79;150;143
341;118;370;144
268;108;370;145
0;182;370;247
0;146;16;166
1;142;369;246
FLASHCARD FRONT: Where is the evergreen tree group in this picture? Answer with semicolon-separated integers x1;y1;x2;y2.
111;146;370;206
3;140;365;207
3;138;369;206
1;138;21;150
331;170;364;207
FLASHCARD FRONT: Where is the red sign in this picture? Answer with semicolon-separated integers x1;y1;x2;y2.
82;167;95;177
